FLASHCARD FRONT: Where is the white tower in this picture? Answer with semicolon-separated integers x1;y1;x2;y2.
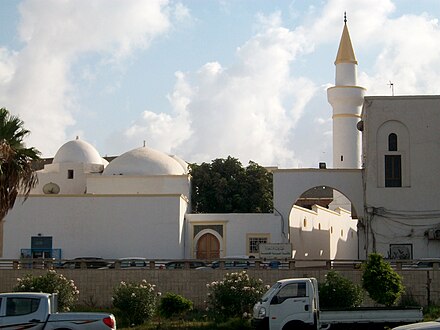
327;17;366;169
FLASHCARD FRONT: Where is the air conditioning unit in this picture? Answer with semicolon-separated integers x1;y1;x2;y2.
427;228;440;240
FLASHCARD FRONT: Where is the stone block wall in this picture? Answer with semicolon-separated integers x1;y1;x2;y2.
0;268;438;308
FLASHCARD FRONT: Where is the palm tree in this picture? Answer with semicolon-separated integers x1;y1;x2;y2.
0;107;40;221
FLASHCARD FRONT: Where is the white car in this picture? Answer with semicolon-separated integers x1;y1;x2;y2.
393;319;440;330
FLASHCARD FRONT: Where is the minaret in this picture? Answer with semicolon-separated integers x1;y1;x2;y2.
327;14;366;169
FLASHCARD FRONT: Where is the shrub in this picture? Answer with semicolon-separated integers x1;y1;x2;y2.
158;292;193;319
206;271;268;320
319;270;363;308
112;279;158;326
13;270;79;312
362;253;404;306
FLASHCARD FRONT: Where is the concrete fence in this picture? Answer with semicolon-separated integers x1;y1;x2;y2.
0;268;438;308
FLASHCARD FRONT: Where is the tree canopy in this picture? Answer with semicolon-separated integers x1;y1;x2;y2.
0;107;40;220
362;253;404;306
189;156;273;213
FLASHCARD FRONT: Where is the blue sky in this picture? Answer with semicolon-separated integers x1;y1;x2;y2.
2;0;440;168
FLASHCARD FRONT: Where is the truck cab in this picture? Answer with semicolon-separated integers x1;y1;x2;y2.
253;278;319;330
0;292;116;329
0;292;54;329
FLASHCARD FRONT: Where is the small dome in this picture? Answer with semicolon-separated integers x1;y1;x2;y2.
103;146;186;176
53;138;104;165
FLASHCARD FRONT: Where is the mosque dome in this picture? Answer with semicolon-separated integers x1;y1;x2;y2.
102;146;186;176
53;138;104;165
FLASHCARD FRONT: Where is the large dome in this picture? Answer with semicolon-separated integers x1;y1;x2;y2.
103;146;186;176
53;138;104;165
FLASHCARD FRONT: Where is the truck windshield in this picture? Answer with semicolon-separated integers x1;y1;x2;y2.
261;282;282;302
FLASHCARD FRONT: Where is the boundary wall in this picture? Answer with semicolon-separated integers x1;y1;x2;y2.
0;269;438;308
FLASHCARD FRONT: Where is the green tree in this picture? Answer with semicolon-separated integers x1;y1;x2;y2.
189;157;272;213
0;107;40;220
362;253;404;306
319;270;363;308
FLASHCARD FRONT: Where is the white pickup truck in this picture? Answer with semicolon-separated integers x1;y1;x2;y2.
0;292;116;329
252;277;423;330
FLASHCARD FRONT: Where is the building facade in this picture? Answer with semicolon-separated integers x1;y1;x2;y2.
3;20;439;263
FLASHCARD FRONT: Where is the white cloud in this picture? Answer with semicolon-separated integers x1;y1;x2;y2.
121;0;440;168
360;14;440;95
123;13;317;167
4;0;440;168
0;0;175;155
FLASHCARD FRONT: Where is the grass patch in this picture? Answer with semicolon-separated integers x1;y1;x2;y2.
423;304;440;321
118;318;252;330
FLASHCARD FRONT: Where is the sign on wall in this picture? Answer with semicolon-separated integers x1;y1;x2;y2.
259;243;292;259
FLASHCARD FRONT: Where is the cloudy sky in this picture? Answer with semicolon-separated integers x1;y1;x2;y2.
1;0;440;168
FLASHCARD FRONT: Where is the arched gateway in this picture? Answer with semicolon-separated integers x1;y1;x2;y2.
273;168;364;243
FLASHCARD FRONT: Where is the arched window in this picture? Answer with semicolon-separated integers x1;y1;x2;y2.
388;133;398;151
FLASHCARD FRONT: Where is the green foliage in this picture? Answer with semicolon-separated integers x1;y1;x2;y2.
158;292;193;319
423;304;440;321
206;271;268;321
0;107;40;220
189;157;273;213
13;270;79;312
319;271;364;308
362;253;404;306
112;280;158;326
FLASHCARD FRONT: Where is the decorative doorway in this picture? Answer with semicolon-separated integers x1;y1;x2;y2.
196;233;220;259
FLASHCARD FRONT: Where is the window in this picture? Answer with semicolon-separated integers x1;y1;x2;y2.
388;133;398;151
67;169;74;179
385;155;402;187
6;298;40;316
274;282;307;304
248;237;268;254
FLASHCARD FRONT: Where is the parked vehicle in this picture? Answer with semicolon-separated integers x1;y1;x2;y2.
210;256;253;269
393;319;440;330
0;292;116;329
102;257;148;269
165;261;207;269
411;259;440;269
60;257;108;269
252;277;423;330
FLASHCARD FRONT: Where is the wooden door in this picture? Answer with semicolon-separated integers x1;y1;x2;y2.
196;233;220;260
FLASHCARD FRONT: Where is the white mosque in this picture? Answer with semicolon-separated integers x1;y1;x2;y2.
2;20;440;263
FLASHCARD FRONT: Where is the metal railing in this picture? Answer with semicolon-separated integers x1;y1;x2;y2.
0;258;438;271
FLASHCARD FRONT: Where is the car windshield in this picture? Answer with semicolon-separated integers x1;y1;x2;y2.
261;282;282;302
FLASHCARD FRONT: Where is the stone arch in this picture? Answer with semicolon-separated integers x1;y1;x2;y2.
273;169;363;243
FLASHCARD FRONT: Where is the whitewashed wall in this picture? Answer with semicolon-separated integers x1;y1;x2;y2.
185;213;283;258
3;195;188;259
362;96;440;258
289;205;358;260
